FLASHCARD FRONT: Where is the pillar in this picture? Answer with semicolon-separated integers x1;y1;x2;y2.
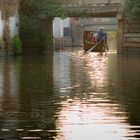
117;13;124;54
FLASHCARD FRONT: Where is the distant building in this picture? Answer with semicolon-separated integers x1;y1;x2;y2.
53;17;72;49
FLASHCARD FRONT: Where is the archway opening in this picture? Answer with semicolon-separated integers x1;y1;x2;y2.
53;17;118;52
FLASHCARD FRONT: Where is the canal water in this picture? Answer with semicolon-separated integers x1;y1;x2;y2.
0;48;140;139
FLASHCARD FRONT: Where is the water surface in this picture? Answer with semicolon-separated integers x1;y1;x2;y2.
0;49;140;140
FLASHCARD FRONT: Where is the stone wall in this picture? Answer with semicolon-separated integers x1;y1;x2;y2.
123;20;140;53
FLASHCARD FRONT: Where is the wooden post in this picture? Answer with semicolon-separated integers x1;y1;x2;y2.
117;13;124;54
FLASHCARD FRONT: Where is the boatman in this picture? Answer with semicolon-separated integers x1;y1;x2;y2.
97;27;106;42
96;27;109;51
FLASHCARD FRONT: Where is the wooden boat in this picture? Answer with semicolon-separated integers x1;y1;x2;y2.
82;31;108;52
83;40;107;52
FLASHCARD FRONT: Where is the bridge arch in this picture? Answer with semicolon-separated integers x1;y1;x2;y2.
53;0;124;53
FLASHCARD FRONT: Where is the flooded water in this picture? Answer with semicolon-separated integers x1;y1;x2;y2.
0;48;140;140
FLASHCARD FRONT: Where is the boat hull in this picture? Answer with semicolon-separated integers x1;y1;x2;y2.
83;41;106;52
82;30;107;52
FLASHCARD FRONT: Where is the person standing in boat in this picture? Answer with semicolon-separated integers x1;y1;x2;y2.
97;27;106;42
96;27;109;51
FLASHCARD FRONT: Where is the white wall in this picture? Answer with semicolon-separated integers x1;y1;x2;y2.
53;18;64;38
63;18;70;28
0;11;3;37
0;10;19;38
9;12;19;37
53;17;70;38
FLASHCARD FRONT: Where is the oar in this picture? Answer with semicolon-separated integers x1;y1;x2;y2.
87;36;106;53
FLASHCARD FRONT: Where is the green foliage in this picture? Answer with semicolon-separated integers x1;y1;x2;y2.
107;32;117;40
12;36;22;55
125;0;140;19
20;0;87;20
20;0;67;19
19;0;87;52
19;0;65;47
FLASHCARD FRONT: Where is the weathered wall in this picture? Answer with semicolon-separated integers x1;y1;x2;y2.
0;0;19;53
123;20;140;53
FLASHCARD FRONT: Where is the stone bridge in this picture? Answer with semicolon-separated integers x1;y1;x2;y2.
60;0;123;17
62;4;122;17
53;0;126;53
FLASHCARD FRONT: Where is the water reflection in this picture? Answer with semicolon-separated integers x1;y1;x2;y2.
54;51;128;140
0;51;139;139
83;53;108;92
56;98;129;140
117;54;140;139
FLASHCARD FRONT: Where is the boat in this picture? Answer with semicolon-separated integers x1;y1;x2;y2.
82;31;108;52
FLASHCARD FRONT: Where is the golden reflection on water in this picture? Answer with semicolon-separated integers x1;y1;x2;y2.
56;98;129;140
56;53;140;140
83;53;107;89
55;52;133;140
